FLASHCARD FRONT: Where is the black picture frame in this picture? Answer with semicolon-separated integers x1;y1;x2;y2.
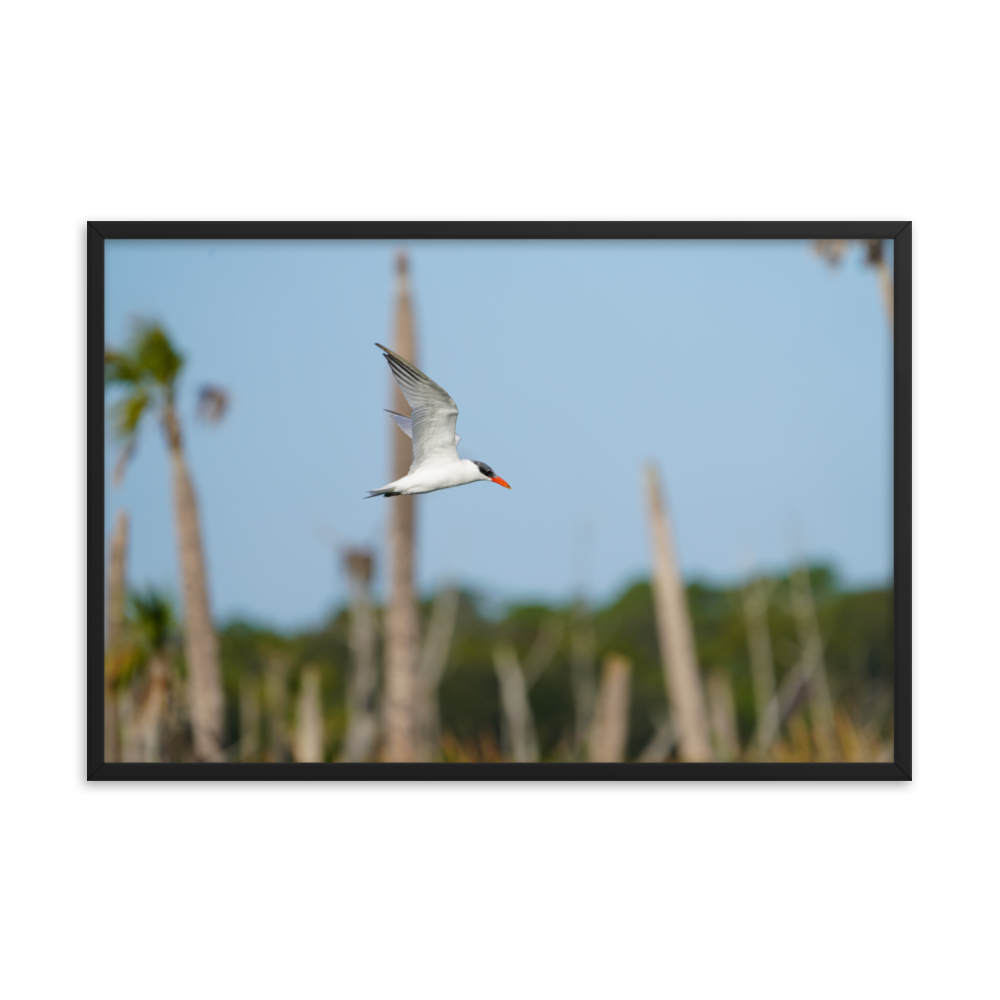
88;221;911;781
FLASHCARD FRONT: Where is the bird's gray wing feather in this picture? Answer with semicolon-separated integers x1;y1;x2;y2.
377;345;460;470
386;409;460;446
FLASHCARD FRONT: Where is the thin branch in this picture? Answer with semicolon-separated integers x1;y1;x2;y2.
523;618;564;690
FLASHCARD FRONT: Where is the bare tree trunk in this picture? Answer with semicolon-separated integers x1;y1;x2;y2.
643;464;713;762
384;251;419;762
105;510;129;762
492;620;562;763
415;586;460;761
163;404;224;761
706;669;740;762
493;644;539;763
814;238;893;338
743;576;779;758
790;565;836;761
265;654;290;763
589;653;632;762
865;238;893;338
569;601;597;757
293;666;324;763
238;673;261;762
343;549;379;762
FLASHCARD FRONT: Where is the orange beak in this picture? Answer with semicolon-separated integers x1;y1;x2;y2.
491;476;511;489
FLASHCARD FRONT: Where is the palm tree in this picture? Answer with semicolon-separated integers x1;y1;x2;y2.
122;587;179;762
105;322;226;760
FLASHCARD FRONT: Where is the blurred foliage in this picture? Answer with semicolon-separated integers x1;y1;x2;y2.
111;587;180;691
128;587;178;653
197;564;892;762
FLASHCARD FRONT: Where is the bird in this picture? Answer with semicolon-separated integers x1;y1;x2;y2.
367;343;511;498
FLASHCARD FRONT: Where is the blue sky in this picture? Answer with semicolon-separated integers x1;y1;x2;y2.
104;239;892;628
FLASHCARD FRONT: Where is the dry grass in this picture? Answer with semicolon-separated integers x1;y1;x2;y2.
765;708;891;763
438;730;505;763
406;707;891;765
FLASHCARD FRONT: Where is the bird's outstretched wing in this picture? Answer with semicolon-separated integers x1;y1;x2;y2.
376;343;460;470
386;409;460;446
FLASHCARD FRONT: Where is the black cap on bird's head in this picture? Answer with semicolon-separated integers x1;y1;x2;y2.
473;460;511;489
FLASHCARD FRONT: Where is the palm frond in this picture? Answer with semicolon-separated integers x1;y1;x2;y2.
110;388;150;441
104;347;141;386
128;587;178;654
131;322;184;390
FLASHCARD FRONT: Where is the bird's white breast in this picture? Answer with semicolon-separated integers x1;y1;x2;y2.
403;458;482;494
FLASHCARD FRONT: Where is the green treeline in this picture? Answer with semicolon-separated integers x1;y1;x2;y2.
207;565;891;762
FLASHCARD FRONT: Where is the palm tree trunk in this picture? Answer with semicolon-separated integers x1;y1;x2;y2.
105;510;129;762
384;251;420;762
135;651;170;762
119;685;141;762
589;653;632;762
643;464;713;762
163;404;224;761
